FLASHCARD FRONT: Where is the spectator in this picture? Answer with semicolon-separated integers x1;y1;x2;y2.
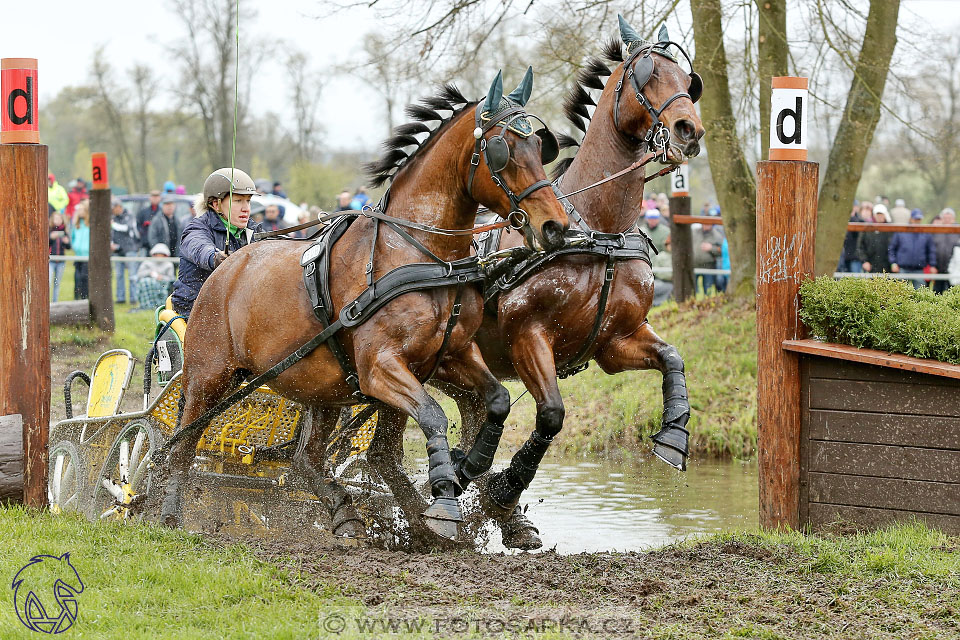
932;208;960;293
641;208;669;251
260;204;289;233
888;209;936;289
137;190;161;253
271;181;288;199
48;211;71;302
837;202;864;273
655;193;670;220
889;198;910;225
149;195;181;257
651;233;673;306
692;213;723;295
71;201;91;300
135;243;176;310
350;186;371;210
175;184;187;195
334;190;352;211
65;178;88;220
857;203;891;275
47;173;69;214
716;236;730;293
950;242;960;288
111;198;140;304
163;180;176;193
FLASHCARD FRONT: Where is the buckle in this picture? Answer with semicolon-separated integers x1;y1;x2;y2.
451;303;462;317
470;153;481;166
365;262;373;274
605;265;615;281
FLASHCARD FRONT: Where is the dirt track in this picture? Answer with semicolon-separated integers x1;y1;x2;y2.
216;532;958;639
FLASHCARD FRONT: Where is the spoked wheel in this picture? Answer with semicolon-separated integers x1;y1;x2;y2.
93;422;158;521
48;441;86;515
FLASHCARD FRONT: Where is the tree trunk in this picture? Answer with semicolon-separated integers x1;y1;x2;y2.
690;0;757;296
758;0;788;155
815;0;901;276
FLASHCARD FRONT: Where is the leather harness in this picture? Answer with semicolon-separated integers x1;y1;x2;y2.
476;178;656;379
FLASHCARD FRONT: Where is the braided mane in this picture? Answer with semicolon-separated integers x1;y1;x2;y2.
364;84;475;188
552;38;624;179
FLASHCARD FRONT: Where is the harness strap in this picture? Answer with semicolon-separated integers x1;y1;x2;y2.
558;253;617;378
425;280;466;382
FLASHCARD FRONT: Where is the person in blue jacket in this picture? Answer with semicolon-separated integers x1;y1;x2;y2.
888;209;937;289
171;168;261;318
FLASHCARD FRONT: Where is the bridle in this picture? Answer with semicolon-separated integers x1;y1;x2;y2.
613;41;702;160
467;103;559;231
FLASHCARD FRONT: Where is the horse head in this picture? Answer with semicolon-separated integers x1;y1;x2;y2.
467;68;568;250
613;14;705;163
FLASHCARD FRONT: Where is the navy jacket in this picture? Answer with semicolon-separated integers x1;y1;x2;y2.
888;231;935;270
171;210;261;316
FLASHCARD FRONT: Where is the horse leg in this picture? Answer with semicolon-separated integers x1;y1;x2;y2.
160;364;244;528
595;322;690;470
363;406;437;536
361;355;462;539
483;332;562;537
293;407;366;538
432;343;511;491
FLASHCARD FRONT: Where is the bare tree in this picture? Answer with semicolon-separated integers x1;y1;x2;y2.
90;49;143;192
287;51;324;162
899;38;960;213
169;0;269;169
129;64;158;189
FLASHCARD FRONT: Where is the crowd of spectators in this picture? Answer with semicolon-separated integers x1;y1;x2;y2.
837;196;960;292
46;175;374;306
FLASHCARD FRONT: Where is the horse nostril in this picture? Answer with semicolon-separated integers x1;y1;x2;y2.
541;220;565;248
673;119;696;143
684;141;701;158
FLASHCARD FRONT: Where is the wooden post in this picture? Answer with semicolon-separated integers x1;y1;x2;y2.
756;160;818;529
89;188;114;331
0;144;49;506
669;195;695;302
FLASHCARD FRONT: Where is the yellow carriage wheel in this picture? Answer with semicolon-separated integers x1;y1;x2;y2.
48;441;85;516
93;421;158;522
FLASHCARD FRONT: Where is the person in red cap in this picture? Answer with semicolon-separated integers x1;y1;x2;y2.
47;173;69;214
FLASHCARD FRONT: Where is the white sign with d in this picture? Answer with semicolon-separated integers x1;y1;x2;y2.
769;76;808;161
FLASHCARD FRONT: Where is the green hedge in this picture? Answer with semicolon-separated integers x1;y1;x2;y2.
798;277;960;364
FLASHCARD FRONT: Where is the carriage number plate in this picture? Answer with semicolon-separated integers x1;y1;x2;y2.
157;341;172;372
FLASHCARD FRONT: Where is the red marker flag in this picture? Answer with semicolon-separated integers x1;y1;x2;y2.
1;58;39;144
91;153;108;189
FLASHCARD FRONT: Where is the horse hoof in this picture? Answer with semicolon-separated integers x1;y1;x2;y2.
651;425;689;471
500;506;542;551
332;515;368;540
422;495;461;540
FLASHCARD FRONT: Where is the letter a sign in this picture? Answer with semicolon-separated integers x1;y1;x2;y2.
670;162;689;197
1;58;39;144
769;77;807;161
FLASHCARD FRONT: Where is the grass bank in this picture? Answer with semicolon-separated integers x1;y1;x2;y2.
487;295;757;459
1;507;955;639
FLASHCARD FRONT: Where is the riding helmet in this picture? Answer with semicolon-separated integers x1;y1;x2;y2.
202;167;259;203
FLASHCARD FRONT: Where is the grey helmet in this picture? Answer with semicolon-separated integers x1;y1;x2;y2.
202;167;259;203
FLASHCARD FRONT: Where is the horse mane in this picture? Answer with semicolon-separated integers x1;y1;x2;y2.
364;84;474;188
552;38;624;180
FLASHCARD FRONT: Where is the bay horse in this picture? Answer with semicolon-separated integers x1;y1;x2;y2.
156;69;569;539
366;16;705;549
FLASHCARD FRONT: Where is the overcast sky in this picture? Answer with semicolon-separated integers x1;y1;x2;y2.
3;0;959;152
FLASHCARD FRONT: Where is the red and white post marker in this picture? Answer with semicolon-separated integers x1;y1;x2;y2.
1;58;39;144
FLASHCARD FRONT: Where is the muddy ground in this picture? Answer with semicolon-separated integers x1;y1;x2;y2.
210;530;958;639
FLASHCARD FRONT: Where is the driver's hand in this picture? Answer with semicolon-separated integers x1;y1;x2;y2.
213;251;228;268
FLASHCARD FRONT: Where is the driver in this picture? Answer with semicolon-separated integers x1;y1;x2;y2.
171;168;261;319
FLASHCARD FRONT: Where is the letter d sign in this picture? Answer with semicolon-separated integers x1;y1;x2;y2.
769;76;807;161
1;58;39;144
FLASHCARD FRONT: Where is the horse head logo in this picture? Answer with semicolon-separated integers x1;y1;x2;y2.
11;553;84;634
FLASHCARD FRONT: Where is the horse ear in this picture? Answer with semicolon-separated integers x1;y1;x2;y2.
482;70;504;114
507;66;534;106
618;14;643;47
657;24;670;43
